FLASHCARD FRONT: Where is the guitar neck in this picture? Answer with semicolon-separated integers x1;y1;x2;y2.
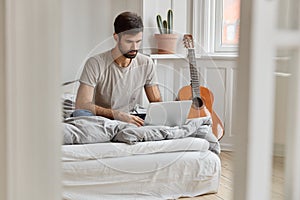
188;49;201;98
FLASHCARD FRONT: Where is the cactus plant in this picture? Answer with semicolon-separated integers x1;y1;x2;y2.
156;9;173;34
167;9;173;34
156;15;164;34
163;20;168;33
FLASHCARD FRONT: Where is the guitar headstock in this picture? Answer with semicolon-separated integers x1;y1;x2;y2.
183;34;194;49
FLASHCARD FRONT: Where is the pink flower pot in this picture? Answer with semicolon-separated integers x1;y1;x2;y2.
154;34;178;54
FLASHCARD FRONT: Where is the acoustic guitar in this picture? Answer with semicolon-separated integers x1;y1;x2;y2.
177;34;224;140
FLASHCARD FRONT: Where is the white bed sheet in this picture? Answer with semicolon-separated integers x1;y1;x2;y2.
62;140;221;200
62;137;209;161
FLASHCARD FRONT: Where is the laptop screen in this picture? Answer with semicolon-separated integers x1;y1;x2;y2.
144;100;192;127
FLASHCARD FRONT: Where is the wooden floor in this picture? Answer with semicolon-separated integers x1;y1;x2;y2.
180;151;285;200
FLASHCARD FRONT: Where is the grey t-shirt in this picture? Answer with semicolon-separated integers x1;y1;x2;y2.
79;50;158;113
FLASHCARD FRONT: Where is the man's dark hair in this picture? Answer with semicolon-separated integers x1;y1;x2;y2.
114;12;144;35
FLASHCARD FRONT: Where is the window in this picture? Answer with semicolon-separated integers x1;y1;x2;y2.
216;0;240;51
193;0;241;54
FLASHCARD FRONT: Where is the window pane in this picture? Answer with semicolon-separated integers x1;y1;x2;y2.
222;0;240;45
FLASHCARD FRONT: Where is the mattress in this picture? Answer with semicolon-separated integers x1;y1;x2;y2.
62;138;221;200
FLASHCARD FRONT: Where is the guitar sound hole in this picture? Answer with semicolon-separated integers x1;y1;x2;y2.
192;97;203;108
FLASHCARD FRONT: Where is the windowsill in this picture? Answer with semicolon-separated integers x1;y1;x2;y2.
201;53;239;60
149;54;290;61
149;53;239;60
149;54;186;59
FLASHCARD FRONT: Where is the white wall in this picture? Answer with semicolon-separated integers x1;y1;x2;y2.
61;0;141;84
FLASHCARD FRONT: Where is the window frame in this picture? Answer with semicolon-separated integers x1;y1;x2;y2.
192;0;239;55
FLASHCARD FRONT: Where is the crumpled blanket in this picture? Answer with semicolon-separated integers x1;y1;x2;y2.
63;116;220;155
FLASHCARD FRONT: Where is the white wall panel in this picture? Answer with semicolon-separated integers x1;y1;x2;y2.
205;67;226;121
230;68;238;137
222;67;237;149
154;58;190;102
152;56;236;149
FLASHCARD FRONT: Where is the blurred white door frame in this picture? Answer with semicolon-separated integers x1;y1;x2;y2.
0;0;7;199
2;0;62;200
234;0;300;199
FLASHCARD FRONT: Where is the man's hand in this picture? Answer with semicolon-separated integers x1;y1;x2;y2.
113;110;144;127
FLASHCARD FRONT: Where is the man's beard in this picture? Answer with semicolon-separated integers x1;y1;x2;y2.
123;50;138;59
119;44;138;59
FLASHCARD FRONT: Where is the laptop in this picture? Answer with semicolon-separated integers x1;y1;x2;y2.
144;100;192;127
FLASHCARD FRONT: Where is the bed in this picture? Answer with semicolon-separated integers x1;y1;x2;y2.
61;93;221;200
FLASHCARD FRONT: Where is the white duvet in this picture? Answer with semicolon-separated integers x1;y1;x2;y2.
63;115;220;155
62;137;209;161
62;115;221;199
62;138;221;200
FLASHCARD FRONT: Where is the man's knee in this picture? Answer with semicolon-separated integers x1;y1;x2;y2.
71;109;94;117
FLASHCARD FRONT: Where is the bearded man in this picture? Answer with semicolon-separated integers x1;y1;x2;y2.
74;12;162;127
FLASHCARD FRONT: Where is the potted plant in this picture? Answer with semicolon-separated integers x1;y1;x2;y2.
155;9;178;54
